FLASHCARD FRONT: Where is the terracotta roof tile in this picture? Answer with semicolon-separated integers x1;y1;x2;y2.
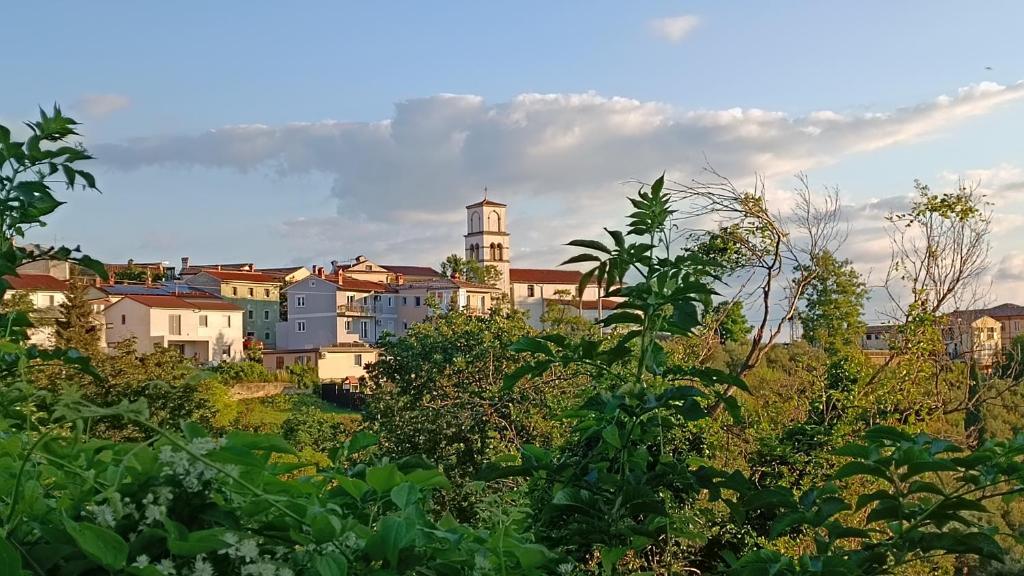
3;274;68;291
510;268;594;285
197;270;279;283
121;295;242;311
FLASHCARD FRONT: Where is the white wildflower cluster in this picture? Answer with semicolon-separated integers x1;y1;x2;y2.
140;486;175;526
557;562;577;575
85;491;129;528
130;554;177;575
220;532;295;576
158;438;227;491
473;552;494;576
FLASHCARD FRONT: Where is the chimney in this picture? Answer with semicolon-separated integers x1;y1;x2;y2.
181;256;190;272
127;258;134;267
93;276;101;288
355;255;366;264
145;272;152;287
330;260;340;273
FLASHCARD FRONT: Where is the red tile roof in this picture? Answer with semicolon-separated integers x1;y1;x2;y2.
544;298;620;311
255;266;307;278
121;295;242;311
378;265;442;278
196;270;279;284
510;268;594;285
4;274;69;291
333;275;392;293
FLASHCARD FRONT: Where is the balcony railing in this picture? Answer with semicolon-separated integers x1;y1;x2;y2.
338;304;373;316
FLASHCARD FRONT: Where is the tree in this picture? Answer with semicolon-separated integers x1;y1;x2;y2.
797;250;867;352
439;253;502;286
538;288;599;338
113;265;163;283
670;169;846;413
55;279;101;356
365;308;565;518
710;300;752;344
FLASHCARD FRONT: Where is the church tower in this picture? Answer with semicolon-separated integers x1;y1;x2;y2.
465;192;510;294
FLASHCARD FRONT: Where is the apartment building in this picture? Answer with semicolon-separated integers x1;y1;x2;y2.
103;294;244;361
276;271;394;349
185;269;281;348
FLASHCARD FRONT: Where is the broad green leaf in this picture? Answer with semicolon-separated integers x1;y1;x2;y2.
0;538;21;575
314;552;349;576
364;516;412;568
390;483;421;509
601;425;622;449
63;518;128;570
366;464;402;494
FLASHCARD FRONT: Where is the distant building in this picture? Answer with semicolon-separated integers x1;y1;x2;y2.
394;278;501;336
263;343;377;387
464;198;511;293
277;271;395;349
956;303;1024;350
3;274;69;346
861;324;896;350
335;256;442;284
185;270;281;348
945;312;1002;371
103;294;244;361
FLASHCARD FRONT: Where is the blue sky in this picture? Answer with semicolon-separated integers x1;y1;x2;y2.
3;2;1024;311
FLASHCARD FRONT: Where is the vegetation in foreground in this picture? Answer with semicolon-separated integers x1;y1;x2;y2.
0;109;1020;575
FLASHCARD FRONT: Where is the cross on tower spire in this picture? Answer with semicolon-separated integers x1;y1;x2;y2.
483;186;488;200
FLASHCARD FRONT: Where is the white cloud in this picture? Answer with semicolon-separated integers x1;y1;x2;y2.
75;93;131;119
650;15;701;43
92;82;1024;269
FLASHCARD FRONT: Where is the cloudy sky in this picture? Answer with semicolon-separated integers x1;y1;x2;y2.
4;2;1024;318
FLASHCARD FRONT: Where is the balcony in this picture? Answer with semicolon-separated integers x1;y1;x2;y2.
338;303;373;316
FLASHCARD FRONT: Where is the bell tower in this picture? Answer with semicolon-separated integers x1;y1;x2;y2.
465;189;510;293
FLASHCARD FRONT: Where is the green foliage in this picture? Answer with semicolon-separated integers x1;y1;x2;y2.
365;307;567;519
55;279;102;356
797;250;868;352
997;334;1024;381
112;265;164;283
281;399;362;456
212;360;273;383
439;253;503;286
287;361;319;388
712;300;752;344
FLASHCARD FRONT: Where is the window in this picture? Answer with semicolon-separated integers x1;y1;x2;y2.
414;296;421;307
199;315;208;327
296;295;306;307
121;314;126;325
46;294;55;306
354;353;363;366
168;314;182;336
296;320;306;333
401;296;407;306
402;321;408;330
263;310;270;321
361;321;368;339
225;315;231;327
387;296;393;307
264;331;271;341
309;280;316;287
364;264;372;271
247;309;254;320
221;347;231;359
231;287;238;296
248;287;254;297
344;319;352;331
275;356;285;369
264;288;271;298
865;334;872;341
246;331;255;338
347;294;355;305
480;295;486;309
527;285;535;297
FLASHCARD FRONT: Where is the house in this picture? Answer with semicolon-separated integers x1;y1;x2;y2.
335;256;442;284
103;294;243;361
255;266;310;284
394;277;501;336
945;312;1002;370
185;270;281;348
956;303;1024;350
3;274;69;346
276;271;395;349
861;324;896;351
263;343;378;386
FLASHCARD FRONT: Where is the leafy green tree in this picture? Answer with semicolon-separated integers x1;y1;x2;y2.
797;250;867;352
55;279;101;356
538;288;599;338
711;300;752;344
113;265;163;282
439;253;502;286
365;308;565;518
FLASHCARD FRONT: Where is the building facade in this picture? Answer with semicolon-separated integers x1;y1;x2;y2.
276;272;393;349
3;274;69;346
465;198;511;294
103;295;244;361
185;270;281;348
263;343;377;386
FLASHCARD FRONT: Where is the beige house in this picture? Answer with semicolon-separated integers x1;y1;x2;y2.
395;278;501;335
263;343;377;388
956;303;1024;350
509;268;604;330
334;256;442;284
104;295;244;361
3;274;69;346
945;313;1002;370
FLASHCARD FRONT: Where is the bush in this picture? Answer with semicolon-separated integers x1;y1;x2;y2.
212;360;273;383
287;362;319;388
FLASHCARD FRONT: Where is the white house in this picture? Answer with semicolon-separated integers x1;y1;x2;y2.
103;294;244;361
4;274;69;346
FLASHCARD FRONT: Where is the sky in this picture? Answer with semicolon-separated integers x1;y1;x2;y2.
4;2;1024;320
